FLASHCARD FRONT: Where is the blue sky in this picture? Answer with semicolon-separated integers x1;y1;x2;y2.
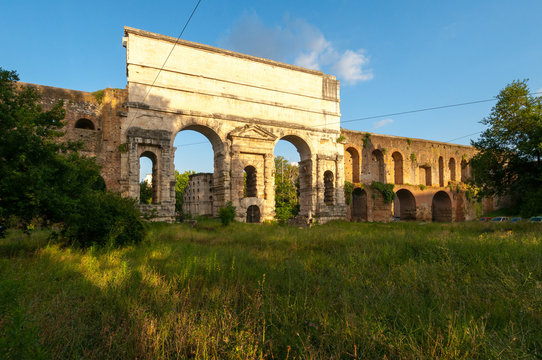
2;0;541;176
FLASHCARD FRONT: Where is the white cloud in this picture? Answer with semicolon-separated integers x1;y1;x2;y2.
373;118;393;129
536;87;542;95
219;12;373;85
333;50;373;85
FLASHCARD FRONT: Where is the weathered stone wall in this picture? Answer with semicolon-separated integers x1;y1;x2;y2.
19;26;489;224
342;129;479;222
21;83;127;192
183;173;213;217
121;26;347;223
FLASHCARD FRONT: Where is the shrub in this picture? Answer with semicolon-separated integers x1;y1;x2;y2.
62;191;145;247
218;201;236;226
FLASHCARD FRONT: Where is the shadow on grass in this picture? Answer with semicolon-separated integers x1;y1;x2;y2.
1;221;541;359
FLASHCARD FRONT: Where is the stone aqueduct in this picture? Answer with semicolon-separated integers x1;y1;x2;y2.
29;27;481;223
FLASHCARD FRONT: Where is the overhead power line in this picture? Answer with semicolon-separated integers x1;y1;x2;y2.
125;0;203;130
175;91;542;147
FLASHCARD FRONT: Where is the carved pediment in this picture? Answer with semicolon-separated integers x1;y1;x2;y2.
228;124;277;141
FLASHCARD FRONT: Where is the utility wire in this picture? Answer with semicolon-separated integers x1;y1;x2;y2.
445;131;483;143
175;91;542;147
126;0;203;130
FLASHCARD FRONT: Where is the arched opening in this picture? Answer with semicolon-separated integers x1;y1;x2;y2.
324;170;334;205
139;151;158;204
274;135;312;220
438;156;444;187
345;147;360;183
394;189;416;220
392;152;403;184
174;125;223;218
371;149;385;183
246;205;261;223
351;188;367;221
432;191;452;222
419;166;432;186
243;165;257;198
448;158;456;182
75;118;95;130
461;159;469;182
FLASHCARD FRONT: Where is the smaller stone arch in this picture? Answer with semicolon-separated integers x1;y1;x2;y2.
432;191;452;222
324;170;334;205
345;147;360;183
140;150;159;204
246;205;261;223
351;188;367;221
392;151;404;184
448;158;456;182
438;156;444;187
461;159;469;182
244;165;257;198
371;149;385;183
75;118;95;130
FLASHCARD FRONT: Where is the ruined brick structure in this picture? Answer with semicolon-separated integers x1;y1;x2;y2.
342;131;478;222
183;173;213;217
23;26;482;223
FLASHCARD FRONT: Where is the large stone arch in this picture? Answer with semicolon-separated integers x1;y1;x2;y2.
432;190;452;222
351;187;368;221
273;134;314;219
394;189;416;220
121;26;345;223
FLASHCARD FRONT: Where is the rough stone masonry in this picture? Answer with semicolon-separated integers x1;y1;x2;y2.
23;26;499;223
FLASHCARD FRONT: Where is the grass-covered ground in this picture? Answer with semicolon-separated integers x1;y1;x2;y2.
1;221;541;359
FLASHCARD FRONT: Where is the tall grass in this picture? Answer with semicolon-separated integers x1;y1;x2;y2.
1;221;541;359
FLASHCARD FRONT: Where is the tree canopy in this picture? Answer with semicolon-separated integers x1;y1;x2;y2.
470;80;542;216
274;156;299;222
0;68;144;245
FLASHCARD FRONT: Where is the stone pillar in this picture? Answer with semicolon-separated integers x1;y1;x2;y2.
263;152;275;220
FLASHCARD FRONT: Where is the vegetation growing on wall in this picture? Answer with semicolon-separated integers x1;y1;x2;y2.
362;132;371;148
92;89;104;104
343;181;354;205
410;153;417;162
371;181;396;203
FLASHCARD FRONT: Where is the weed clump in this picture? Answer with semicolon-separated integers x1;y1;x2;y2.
218;201;236;226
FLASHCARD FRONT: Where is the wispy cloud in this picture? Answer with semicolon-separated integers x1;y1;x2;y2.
219;12;373;85
536;87;542;95
373;118;393;129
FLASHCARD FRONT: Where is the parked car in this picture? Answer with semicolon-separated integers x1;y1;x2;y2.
491;217;509;222
479;217;492;222
529;216;542;223
509;217;522;223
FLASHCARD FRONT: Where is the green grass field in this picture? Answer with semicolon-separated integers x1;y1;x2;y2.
1;221;541;359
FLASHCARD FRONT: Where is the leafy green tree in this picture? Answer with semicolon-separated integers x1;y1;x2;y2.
274;156;299;222
139;181;152;204
470;80;542;216
0;68;144;245
175;170;195;217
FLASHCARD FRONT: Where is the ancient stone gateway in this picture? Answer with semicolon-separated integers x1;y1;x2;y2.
121;27;346;222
